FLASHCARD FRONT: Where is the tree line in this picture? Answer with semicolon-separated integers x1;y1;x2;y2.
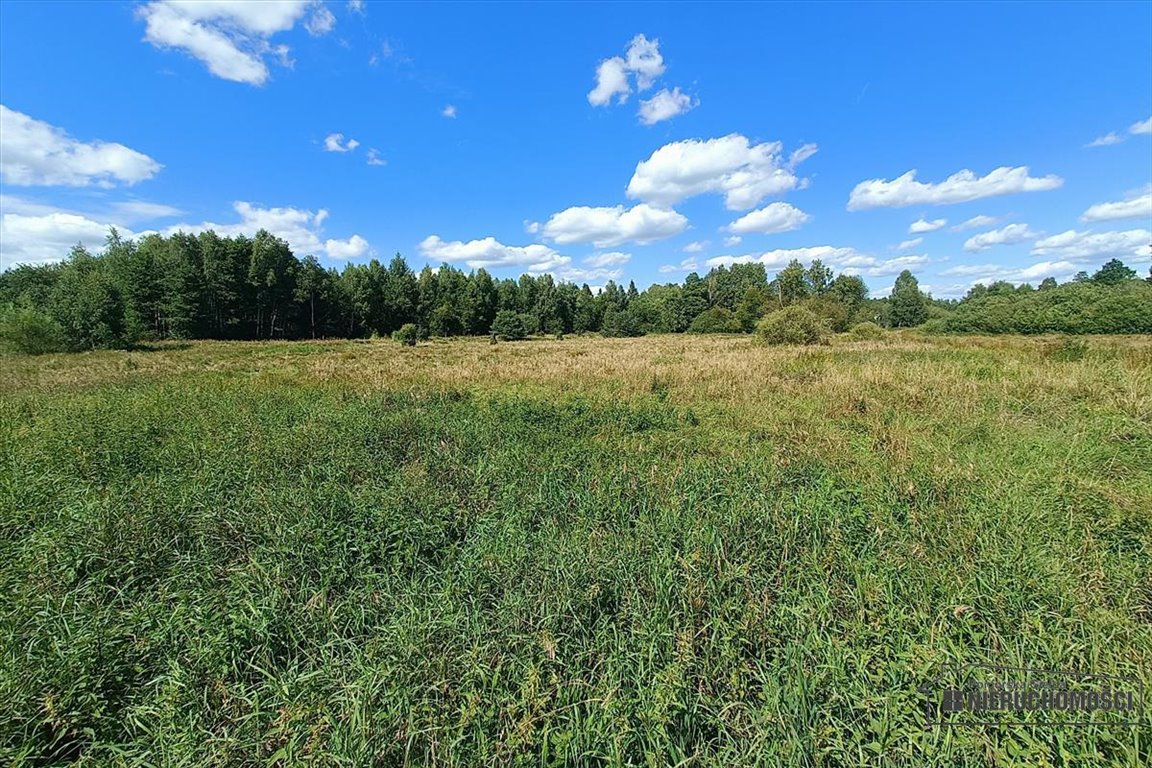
1;228;1149;353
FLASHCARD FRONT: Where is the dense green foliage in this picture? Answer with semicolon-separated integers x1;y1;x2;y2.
2;228;1148;353
939;279;1152;334
392;323;420;346
490;310;529;341
847;321;886;341
1;337;1149;764
754;305;832;346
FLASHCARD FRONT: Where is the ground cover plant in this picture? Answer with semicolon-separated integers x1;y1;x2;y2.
1;333;1150;765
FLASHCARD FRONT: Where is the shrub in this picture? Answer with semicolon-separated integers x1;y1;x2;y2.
687;307;742;334
392;323;419;346
0;304;66;355
754;305;831;346
491;311;529;341
847;321;885;340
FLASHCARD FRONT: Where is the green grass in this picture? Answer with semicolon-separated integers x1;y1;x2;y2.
1;335;1150;765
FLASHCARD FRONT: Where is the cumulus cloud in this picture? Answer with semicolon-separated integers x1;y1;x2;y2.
167;201;370;259
365;148;385;166
847;166;1062;210
896;237;923;251
1081;187;1152;222
1132;117;1152;135
1;210;138;266
535;203;687;247
588;57;631;106
1030;228;1152;262
624;34;665;89
703;246;928;277
0;105;161;187
726;202;810;235
638;87;697;125
588;34;687;120
963;223;1039;252
584;251;631;267
442;104;457;118
323;132;360;152
136;1;317;85
682;241;707;253
724;235;742;247
909;217;946;233
627;134;814;211
951;214;999;232
420;235;569;272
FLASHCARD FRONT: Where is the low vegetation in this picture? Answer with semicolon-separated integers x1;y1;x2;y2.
2;334;1150;765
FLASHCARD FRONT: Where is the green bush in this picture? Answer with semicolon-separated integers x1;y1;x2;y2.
754;305;831;346
687;307;742;334
392;323;420;346
0;304;67;355
847;321;886;340
491;310;529;341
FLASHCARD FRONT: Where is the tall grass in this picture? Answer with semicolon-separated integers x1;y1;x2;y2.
1;335;1149;765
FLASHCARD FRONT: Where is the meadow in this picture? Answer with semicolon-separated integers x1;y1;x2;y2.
1;333;1150;766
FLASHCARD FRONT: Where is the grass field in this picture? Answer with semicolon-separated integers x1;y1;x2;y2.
2;333;1150;766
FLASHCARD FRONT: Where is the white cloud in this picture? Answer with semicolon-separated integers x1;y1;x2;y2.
347;0;365;13
420;235;569;272
638;87;697;125
111;201;183;222
556;265;623;283
323;132;360;152
963;223;1039;252
724;235;742;247
588;57;630;106
1087;132;1125;148
909;217;946;233
304;4;335;36
726;202;810;235
167;200;369;259
324;234;369;259
584;251;630;267
535;203;687;247
627;134;814;211
442;104;457;118
0;105;161;187
847;166;1062;210
365;148;385;166
682;241;707;253
951;214;999;231
624;34;664;90
1086;117;1152;147
1;210;138;267
136;1;314;85
659;257;700;273
1081;187;1152;222
703;246;928;277
896;237;923;251
588;34;670;107
1030;228;1152;263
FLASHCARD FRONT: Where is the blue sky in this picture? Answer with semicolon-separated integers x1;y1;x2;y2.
1;1;1150;297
